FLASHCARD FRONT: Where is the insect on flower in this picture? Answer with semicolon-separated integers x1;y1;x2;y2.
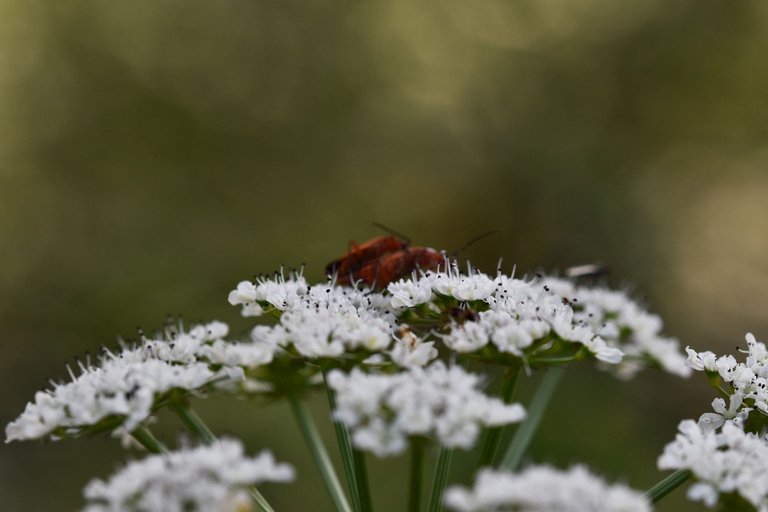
327;224;446;289
328;225;498;289
325;235;407;280
351;246;444;289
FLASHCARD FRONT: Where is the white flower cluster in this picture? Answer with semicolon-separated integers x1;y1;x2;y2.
228;268;392;317
387;263;688;376
543;278;690;378
327;362;526;457
228;263;688;377
138;321;277;369
386;261;495;307
228;269;311;317
6;359;214;443
231;273;437;364
686;333;768;414
658;420;768;510
444;465;651;512
5;321;266;443
82;438;295;512
257;303;393;358
417;271;626;365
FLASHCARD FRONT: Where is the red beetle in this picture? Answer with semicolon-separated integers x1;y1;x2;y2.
328;224;486;289
329;237;444;288
325;235;408;281
351;246;444;289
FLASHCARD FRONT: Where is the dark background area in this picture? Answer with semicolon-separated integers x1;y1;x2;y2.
2;1;768;510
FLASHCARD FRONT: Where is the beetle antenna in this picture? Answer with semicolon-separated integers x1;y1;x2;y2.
372;222;411;245
451;230;500;258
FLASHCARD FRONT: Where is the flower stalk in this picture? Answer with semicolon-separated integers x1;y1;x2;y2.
353;448;373;512
130;426;166;454
408;439;426;512
169;398;216;445
324;371;367;512
289;394;353;512
477;364;521;468
427;446;453;512
499;367;565;471
645;469;690;504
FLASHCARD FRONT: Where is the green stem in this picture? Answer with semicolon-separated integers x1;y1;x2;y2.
353;448;373;512
499;367;564;471
131;426;166;454
170;400;274;512
248;489;276;512
324;372;362;512
427;447;453;512
408;439;425;512
716;385;731;399
289;395;353;512
170;400;216;445
645;469;690;504
527;356;578;365
477;365;521;468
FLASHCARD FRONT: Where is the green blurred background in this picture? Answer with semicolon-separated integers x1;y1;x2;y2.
2;1;768;510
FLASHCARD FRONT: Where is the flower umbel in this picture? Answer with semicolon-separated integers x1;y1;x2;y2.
5;321;254;443
6;252;701;512
444;465;651;512
658;419;768;510
686;333;768;415
5;357;216;442
81;438;294;512
327;362;526;456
